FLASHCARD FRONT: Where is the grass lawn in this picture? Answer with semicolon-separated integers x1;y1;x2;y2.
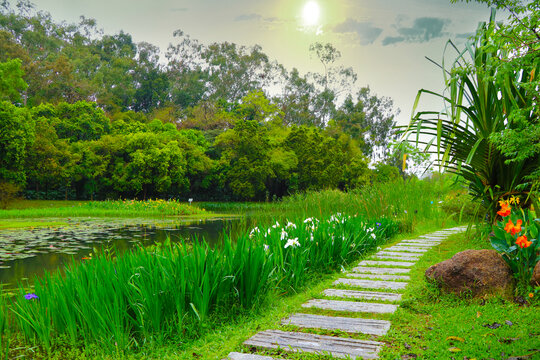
380;231;540;360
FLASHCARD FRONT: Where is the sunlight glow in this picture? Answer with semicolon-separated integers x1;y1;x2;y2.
302;1;320;27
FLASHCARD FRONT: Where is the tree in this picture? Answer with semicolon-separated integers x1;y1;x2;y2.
0;58;27;102
33;101;111;142
202;42;278;104
383;140;431;179
0;101;34;185
276;68;318;127
308;42;358;125
333;87;398;160
215;119;271;200
132;42;170;113
404;9;539;220
452;1;540;181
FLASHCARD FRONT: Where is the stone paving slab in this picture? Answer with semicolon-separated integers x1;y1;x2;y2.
228;352;274;360
334;278;408;290
303;299;398;314
282;313;391;335
377;251;422;258
385;246;429;253
402;238;442;242
351;266;410;274
358;260;415;267
323;289;403;302
398;241;440;246
345;273;410;281
374;254;421;261
243;330;382;359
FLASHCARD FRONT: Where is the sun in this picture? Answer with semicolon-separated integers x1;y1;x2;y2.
302;1;320;27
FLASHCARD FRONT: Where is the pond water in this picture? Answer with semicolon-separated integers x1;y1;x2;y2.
0;216;247;289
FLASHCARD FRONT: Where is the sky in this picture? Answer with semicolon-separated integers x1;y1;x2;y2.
30;0;494;126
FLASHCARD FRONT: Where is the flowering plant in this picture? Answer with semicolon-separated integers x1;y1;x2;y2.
490;200;540;291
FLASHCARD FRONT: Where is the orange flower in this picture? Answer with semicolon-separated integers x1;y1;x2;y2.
516;235;532;248
504;219;522;236
497;203;511;217
529;293;534;298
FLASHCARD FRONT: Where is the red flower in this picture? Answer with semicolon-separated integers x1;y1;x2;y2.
516;235;532;248
504;219;522;236
497;203;511;217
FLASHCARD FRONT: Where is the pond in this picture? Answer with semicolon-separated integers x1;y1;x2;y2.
0;216;249;290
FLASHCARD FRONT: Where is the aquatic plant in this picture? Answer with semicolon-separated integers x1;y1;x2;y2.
1;213;398;353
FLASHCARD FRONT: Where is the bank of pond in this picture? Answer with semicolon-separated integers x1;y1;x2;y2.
0;212;398;357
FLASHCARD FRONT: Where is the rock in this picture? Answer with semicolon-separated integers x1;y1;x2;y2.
532;261;540;287
425;249;513;297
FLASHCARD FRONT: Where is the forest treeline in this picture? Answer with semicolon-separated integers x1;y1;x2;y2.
0;1;419;201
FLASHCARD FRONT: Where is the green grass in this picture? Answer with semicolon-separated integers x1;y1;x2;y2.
379;232;540;359
0;180;467;358
0;199;210;219
0;220;69;230
0;213;399;358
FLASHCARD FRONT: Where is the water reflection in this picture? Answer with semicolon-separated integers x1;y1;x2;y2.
0;217;245;288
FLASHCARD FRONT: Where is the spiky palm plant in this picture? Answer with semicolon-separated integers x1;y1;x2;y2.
402;9;539;221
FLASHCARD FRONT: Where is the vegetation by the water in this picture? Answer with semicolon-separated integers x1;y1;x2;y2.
0;0;538;358
0;199;209;219
0;220;68;230
0;1;414;204
0;211;398;357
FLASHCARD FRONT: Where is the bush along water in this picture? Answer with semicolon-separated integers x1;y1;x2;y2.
490;199;540;295
0;199;208;218
1;213;398;355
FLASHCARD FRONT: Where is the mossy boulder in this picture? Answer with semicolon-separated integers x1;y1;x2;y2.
425;249;513;297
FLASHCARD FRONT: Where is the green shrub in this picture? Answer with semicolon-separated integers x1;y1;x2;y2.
0;181;20;209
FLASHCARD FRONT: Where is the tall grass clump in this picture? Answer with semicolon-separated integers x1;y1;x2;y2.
0;290;9;360
2;213;398;354
0;199;208;218
277;177;453;230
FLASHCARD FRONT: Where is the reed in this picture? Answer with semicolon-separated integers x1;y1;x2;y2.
2;213;398;353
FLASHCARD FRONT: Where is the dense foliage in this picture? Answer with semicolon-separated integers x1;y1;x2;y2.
404;1;540;219
0;1;408;201
1;213;398;354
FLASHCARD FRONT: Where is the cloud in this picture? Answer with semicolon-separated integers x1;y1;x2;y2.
382;17;449;46
234;13;262;22
170;7;188;12
333;18;383;45
382;36;405;46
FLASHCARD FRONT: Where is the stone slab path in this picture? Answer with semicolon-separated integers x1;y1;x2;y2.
357;260;416;267
243;330;382;359
350;266;410;274
227;226;466;359
333;278;408;290
373;254;421;261
302;299;399;314
282;314;391;335
384;246;429;253
323;289;403;302
345;273;410;281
